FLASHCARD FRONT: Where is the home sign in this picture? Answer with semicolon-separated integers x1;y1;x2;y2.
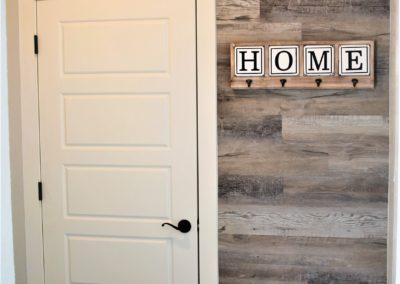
231;40;374;89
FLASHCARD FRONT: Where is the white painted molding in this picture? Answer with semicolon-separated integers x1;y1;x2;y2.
18;0;45;283
197;0;219;283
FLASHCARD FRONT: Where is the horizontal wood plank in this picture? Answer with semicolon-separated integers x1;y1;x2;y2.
282;115;388;141
217;0;260;21
219;234;387;283
219;114;282;138
219;202;387;238
260;0;389;18
219;175;283;201
219;135;387;177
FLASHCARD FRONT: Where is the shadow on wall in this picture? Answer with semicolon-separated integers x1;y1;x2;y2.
217;0;389;283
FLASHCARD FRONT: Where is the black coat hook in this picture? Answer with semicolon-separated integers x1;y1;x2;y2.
246;79;253;88
315;79;322;87
352;78;358;88
280;79;287;87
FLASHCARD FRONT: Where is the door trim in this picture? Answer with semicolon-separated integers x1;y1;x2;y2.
17;0;218;283
197;0;219;283
18;0;44;283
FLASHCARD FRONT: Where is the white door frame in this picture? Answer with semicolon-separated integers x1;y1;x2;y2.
17;0;218;283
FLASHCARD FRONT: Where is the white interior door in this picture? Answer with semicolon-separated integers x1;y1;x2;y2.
37;1;198;283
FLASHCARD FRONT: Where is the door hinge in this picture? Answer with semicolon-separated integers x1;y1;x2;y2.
197;219;199;232
34;35;38;55
38;182;43;201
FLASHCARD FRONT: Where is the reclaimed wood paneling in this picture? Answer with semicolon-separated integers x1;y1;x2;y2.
217;0;389;282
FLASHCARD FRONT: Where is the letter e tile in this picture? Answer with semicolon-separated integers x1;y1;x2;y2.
339;44;370;76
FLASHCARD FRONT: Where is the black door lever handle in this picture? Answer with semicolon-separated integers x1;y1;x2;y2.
162;219;191;233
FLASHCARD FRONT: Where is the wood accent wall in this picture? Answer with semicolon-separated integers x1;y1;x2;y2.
217;1;389;283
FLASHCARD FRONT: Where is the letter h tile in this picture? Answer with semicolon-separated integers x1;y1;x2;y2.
234;46;264;77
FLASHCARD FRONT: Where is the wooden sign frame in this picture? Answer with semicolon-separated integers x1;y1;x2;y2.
230;40;375;89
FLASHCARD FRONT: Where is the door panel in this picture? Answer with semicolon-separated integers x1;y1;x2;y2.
62;19;169;74
37;0;198;283
63;94;170;146
68;236;172;284
65;166;172;218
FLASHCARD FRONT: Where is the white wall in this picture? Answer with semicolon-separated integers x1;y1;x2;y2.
6;0;27;282
1;0;16;281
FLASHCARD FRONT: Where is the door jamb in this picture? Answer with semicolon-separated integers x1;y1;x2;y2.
197;0;219;283
18;0;44;283
17;0;218;283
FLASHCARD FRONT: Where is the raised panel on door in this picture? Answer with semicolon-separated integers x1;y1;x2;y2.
63;94;171;146
68;236;172;284
37;0;198;283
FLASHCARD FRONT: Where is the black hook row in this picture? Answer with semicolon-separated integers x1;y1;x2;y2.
243;78;360;88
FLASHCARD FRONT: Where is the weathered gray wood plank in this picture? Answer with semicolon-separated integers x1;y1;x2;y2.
217;0;260;21
217;22;302;42
218;91;390;117
284;173;388;205
219;115;282;139
219;138;330;176
260;0;390;18
219;202;387;238
218;172;388;206
219;234;387;283
218;136;387;177
217;89;389;117
282;115;389;141
219;175;283;201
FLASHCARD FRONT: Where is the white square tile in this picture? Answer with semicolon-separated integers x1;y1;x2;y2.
269;45;299;76
234;46;264;77
339;44;370;76
304;45;334;76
